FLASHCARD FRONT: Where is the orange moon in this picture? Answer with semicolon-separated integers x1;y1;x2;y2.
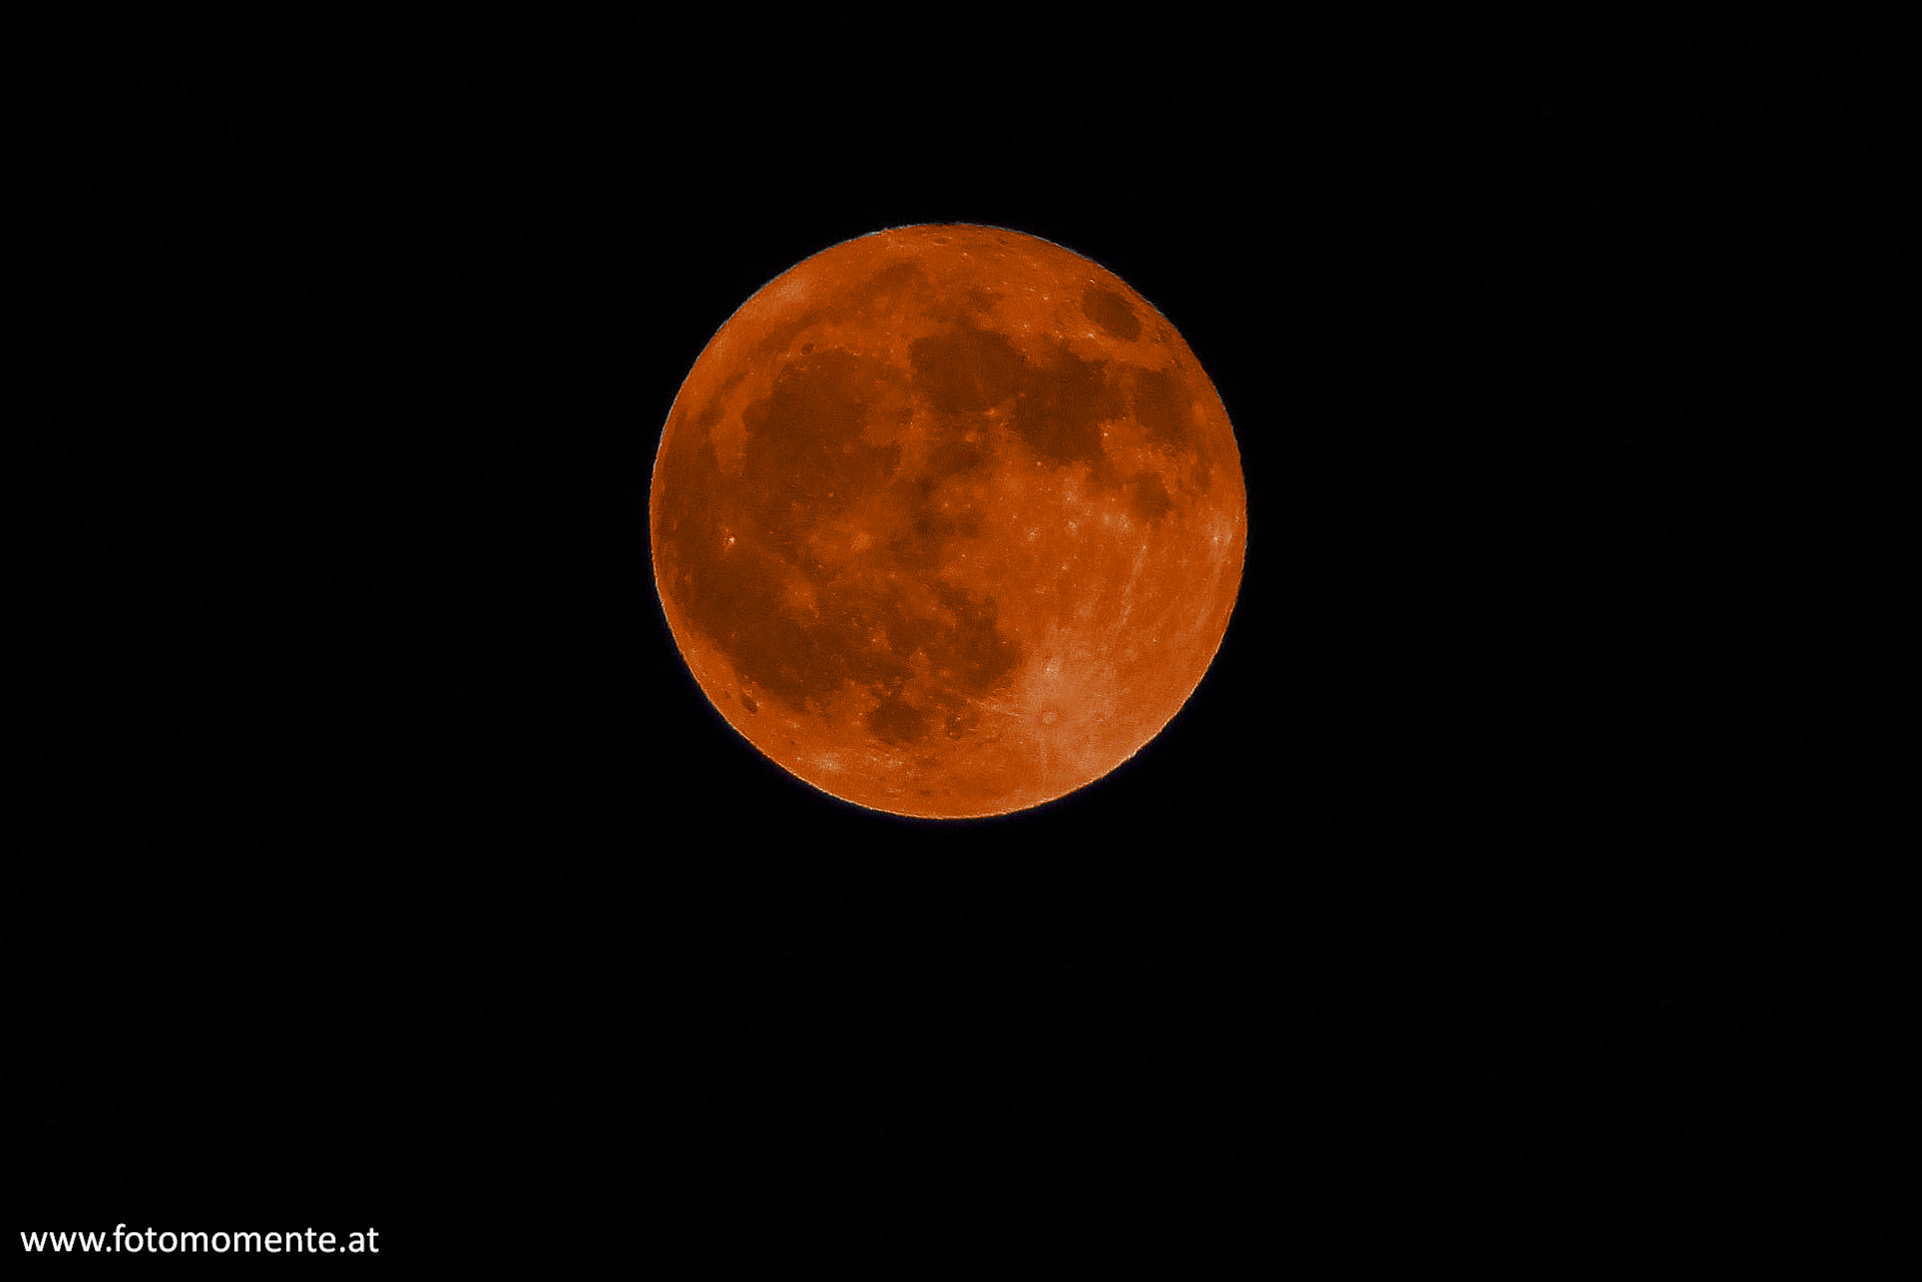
650;224;1246;818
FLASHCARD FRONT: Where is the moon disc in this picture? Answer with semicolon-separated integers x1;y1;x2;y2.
651;224;1245;818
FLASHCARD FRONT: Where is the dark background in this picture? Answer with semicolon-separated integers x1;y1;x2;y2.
16;17;1829;1268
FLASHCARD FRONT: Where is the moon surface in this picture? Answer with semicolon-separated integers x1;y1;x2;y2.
651;224;1245;818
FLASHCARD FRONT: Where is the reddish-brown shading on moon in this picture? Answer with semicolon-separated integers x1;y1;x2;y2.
651;224;1246;818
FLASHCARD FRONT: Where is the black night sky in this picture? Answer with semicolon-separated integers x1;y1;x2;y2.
18;22;1816;1268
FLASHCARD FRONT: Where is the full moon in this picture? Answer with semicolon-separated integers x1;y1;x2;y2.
651;224;1246;819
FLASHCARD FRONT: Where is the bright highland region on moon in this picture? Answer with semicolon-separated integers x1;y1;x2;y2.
650;223;1246;819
